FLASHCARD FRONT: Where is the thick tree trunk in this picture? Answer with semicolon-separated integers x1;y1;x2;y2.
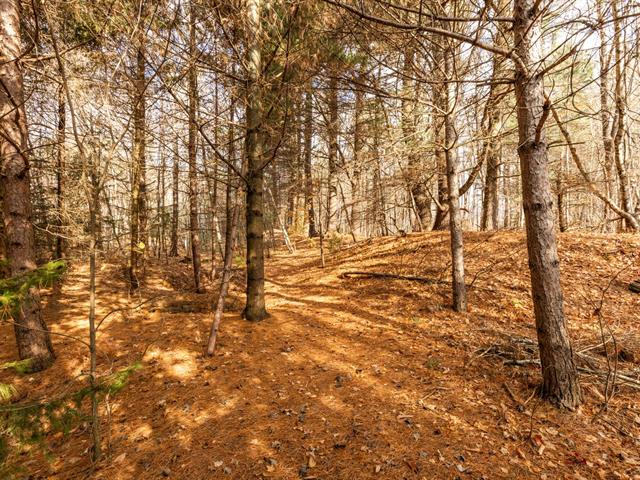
513;0;581;408
0;0;55;371
188;0;203;292
243;0;268;322
304;87;317;237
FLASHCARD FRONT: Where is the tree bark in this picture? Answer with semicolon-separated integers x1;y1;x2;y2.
243;0;268;321
326;74;339;232
597;0;616;232
55;83;66;258
88;172;101;460
351;79;364;238
611;0;633;230
0;0;55;371
513;0;581;408
304;86;317;237
129;20;147;288
431;41;448;232
402;46;430;230
207;184;240;355
443;46;467;312
479;55;505;230
188;0;203;292
170;149;179;257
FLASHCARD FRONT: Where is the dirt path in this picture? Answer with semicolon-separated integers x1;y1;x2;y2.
2;232;640;479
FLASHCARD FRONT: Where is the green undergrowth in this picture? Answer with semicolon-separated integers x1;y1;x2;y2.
0;260;66;320
0;362;142;477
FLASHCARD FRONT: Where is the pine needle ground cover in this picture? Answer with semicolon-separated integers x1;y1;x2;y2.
1;232;639;479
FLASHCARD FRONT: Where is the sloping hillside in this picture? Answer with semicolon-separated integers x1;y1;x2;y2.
1;232;640;479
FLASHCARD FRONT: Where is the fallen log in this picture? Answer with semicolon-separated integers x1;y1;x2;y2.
338;271;448;285
629;280;640;293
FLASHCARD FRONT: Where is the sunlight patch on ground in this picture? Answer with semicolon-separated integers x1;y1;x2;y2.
146;347;197;379
203;391;245;418
131;423;153;442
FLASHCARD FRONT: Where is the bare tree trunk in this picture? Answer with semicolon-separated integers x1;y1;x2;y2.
480;0;508;231
170;150;179;257
611;0;633;230
225;88;236;253
351;79;364;238
243;0;268;322
326;74;339;232
0;189;7;278
55;83;66;258
103;189;122;251
209;109;220;278
304;87;317;237
188;0;203;292
0;0;55;371
88;172;101;461
503;161;511;229
479;81;503;231
556;157;567;232
443;46;467;312
432;41;448;232
371;97;388;236
207;192;240;355
481;152;499;231
129;22;147;289
402;46;431;230
160;145;166;258
513;0;581;408
597;0;616;232
155;148;163;258
292;104;304;232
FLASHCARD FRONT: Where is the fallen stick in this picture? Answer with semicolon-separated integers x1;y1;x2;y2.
338;270;500;293
505;357;640;389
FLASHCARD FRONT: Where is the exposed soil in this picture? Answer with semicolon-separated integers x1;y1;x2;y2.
2;231;640;479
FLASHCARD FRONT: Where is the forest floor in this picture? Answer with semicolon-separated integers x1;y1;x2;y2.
2;231;640;479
